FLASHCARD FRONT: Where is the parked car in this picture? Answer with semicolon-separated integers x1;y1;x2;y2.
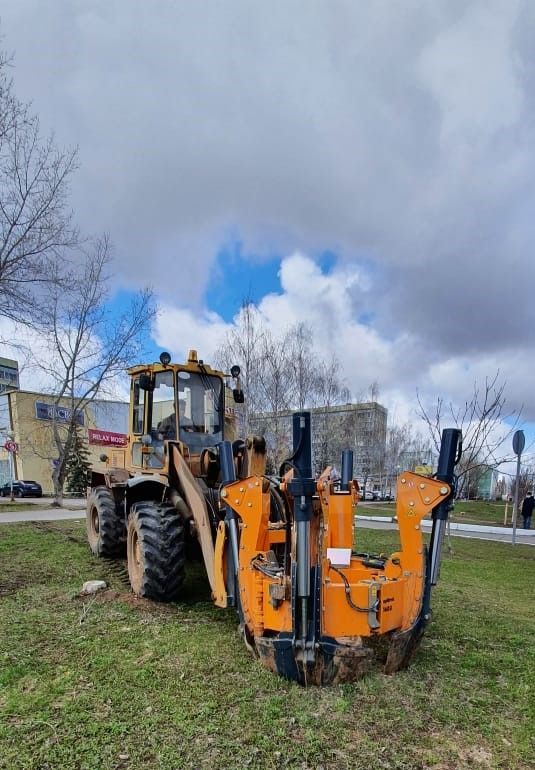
0;480;43;498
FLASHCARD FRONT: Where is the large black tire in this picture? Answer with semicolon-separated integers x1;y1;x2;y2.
127;501;185;602
86;486;126;558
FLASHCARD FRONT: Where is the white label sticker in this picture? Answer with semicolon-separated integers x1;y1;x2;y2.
327;548;351;567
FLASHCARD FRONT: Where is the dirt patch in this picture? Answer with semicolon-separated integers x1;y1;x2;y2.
31;521;85;544
0;576;30;597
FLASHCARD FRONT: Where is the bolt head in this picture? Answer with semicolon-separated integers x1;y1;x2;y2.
440;486;448;494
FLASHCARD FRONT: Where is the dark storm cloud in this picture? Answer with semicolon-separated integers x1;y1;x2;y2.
2;0;534;365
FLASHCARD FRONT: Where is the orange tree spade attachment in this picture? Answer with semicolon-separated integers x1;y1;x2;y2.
219;413;461;684
87;350;462;685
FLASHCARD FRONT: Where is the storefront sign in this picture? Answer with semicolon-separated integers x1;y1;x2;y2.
35;401;85;426
88;428;128;447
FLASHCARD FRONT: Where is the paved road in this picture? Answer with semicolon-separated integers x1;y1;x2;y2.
0;497;85;524
0;509;86;523
356;517;535;546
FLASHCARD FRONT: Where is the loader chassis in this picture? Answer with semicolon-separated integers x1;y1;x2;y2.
87;350;461;686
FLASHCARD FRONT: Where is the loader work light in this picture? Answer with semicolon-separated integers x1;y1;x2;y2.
159;351;171;366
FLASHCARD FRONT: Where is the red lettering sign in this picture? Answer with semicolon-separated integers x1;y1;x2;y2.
88;429;128;447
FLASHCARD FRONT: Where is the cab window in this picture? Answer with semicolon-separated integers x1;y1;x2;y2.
177;371;222;449
151;370;176;440
132;378;145;435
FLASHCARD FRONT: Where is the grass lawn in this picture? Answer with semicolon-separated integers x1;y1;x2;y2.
0;520;533;770
0;502;44;513
361;500;514;527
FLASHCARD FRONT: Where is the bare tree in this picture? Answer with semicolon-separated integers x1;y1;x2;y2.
286;322;319;410
215;308;355;470
417;372;521;497
31;236;154;504
0;47;77;325
384;422;434;493
254;328;294;467
509;463;535;505
215;301;267;435
312;356;351;474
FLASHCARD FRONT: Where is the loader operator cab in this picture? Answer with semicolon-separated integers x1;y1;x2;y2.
130;350;241;471
129;350;244;471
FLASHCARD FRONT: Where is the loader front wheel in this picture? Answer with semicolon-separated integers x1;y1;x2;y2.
127;501;185;602
86;486;125;557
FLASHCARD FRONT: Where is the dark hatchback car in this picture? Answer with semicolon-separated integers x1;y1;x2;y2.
0;480;43;498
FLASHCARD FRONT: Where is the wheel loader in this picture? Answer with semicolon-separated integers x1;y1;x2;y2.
87;349;462;685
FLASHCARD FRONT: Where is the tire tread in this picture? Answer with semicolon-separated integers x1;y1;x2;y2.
128;501;185;602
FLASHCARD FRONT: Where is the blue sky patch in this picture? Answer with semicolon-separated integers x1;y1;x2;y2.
205;243;339;322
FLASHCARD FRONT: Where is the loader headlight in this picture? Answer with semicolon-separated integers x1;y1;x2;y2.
159;351;171;366
230;365;240;378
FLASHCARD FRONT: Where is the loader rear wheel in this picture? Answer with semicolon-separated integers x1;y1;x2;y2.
86;486;125;557
127;501;185;602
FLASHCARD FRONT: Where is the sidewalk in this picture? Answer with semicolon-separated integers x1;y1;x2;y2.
0;497;86;524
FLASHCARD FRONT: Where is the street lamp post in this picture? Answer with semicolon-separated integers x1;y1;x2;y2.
512;430;525;547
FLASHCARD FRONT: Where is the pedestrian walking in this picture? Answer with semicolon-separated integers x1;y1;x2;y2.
521;491;535;529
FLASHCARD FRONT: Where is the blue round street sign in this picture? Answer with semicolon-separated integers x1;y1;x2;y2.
512;430;525;456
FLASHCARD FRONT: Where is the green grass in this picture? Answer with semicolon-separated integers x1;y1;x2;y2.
0;501;45;513
361;499;514;527
0;521;534;770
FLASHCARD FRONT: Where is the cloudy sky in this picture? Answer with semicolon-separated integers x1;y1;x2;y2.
2;1;534;457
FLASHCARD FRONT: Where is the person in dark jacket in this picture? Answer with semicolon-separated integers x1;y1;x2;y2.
521;492;535;529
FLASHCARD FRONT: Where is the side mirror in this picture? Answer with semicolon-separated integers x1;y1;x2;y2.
233;389;244;404
139;374;154;391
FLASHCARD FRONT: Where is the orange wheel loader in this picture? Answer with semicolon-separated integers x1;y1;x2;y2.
87;350;462;685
